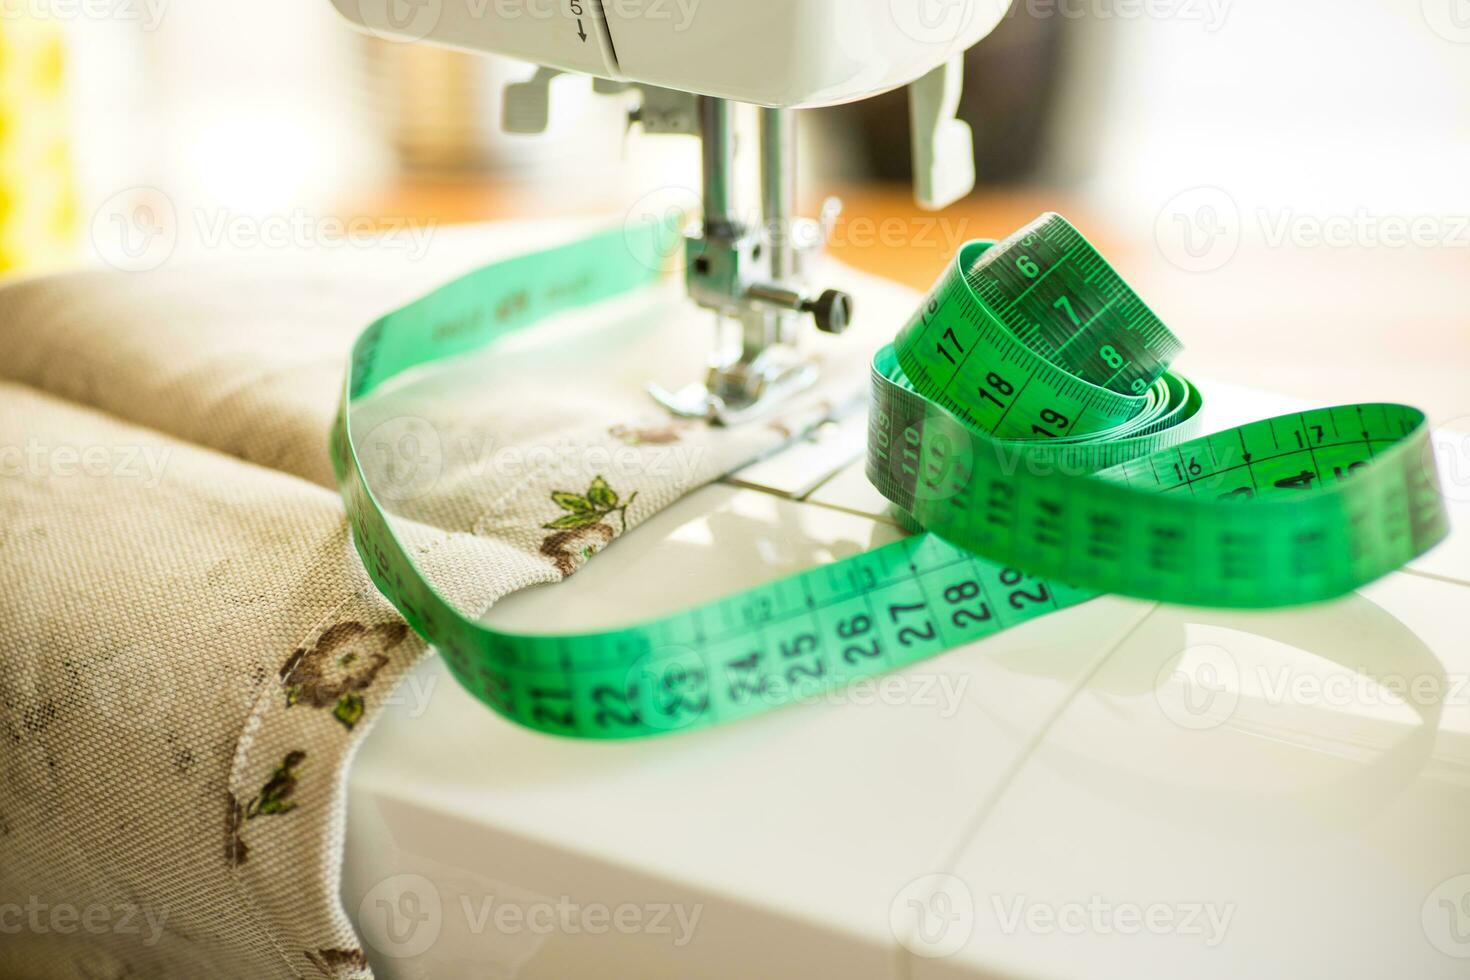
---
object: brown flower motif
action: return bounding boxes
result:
[609,423,685,446]
[281,621,408,729]
[538,476,637,577]
[540,522,616,577]
[305,948,370,978]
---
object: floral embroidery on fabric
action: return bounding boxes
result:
[304,948,370,978]
[246,750,305,819]
[281,621,408,730]
[228,753,307,865]
[539,476,636,577]
[609,422,686,446]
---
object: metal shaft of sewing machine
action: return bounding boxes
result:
[650,98,852,426]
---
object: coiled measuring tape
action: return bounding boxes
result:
[332,213,1448,739]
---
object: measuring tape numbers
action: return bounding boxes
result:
[332,213,1448,739]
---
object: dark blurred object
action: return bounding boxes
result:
[821,11,1065,185]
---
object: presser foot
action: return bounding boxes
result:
[648,349,820,427]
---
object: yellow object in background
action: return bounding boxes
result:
[0,21,77,274]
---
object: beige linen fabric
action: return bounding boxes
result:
[0,222,918,978]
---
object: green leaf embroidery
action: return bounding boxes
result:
[587,476,617,510]
[544,512,603,530]
[552,491,594,514]
[333,693,365,730]
[542,476,639,534]
[246,751,305,820]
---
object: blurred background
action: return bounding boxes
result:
[11,0,1470,415]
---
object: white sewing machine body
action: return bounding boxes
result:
[324,2,1470,975]
[332,0,1008,108]
[340,261,1470,979]
[332,0,998,422]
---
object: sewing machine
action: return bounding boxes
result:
[332,0,1008,421]
[324,4,1470,979]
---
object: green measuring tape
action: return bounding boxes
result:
[331,213,1448,739]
